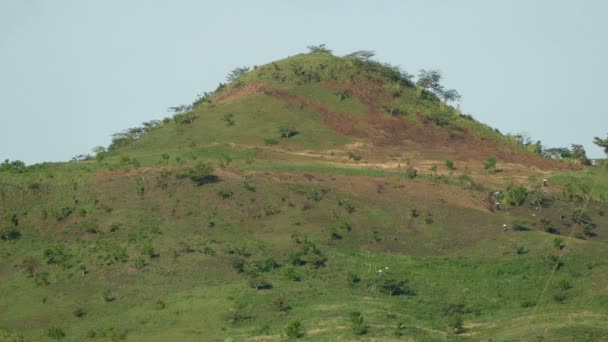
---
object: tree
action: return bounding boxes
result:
[226,66,250,82]
[345,50,375,61]
[571,144,591,165]
[593,135,608,156]
[306,43,331,54]
[440,88,461,104]
[417,69,442,91]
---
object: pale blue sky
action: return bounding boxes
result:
[1,0,607,164]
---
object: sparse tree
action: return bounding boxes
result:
[440,88,461,104]
[417,69,442,92]
[307,43,332,54]
[571,144,591,165]
[227,66,250,82]
[593,135,608,156]
[345,50,376,61]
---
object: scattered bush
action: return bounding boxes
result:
[511,219,529,231]
[350,312,368,335]
[217,188,233,199]
[247,275,272,290]
[0,226,20,241]
[285,320,303,338]
[273,294,289,312]
[379,275,415,296]
[222,113,235,126]
[445,160,455,170]
[176,162,216,186]
[47,327,65,340]
[483,156,497,170]
[504,185,528,207]
[347,151,362,161]
[284,267,302,281]
[279,123,298,138]
[154,299,166,310]
[72,307,86,318]
[347,272,361,287]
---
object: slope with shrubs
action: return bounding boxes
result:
[0,48,607,341]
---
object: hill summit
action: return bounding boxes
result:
[106,47,557,171]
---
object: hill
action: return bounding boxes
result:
[1,48,607,341]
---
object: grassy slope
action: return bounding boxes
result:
[1,52,607,341]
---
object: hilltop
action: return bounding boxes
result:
[1,47,607,341]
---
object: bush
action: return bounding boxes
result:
[350,312,368,335]
[347,151,362,161]
[154,299,166,310]
[0,226,20,241]
[483,156,497,170]
[273,294,289,312]
[284,267,302,281]
[445,160,455,170]
[511,219,529,231]
[379,276,415,296]
[279,123,298,138]
[47,327,65,340]
[176,162,216,186]
[504,185,528,207]
[285,320,303,338]
[247,275,272,290]
[448,315,464,334]
[73,307,86,318]
[34,272,50,286]
[327,226,342,240]
[347,272,361,287]
[217,188,233,199]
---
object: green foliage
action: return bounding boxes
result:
[285,320,303,338]
[279,123,298,138]
[347,272,361,287]
[483,156,497,170]
[350,311,368,335]
[511,219,529,231]
[378,275,415,296]
[47,327,65,340]
[44,244,72,268]
[176,162,216,185]
[222,113,235,126]
[284,267,302,281]
[445,159,455,170]
[504,184,528,206]
[0,226,20,241]
[217,188,233,199]
[73,307,86,318]
[273,294,289,312]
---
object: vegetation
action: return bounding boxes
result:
[0,47,607,341]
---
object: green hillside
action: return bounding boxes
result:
[1,49,607,341]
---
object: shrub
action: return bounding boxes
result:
[154,300,166,310]
[0,226,20,241]
[504,185,528,207]
[217,188,233,199]
[347,151,362,161]
[273,294,289,312]
[350,312,368,335]
[483,156,497,170]
[279,123,298,138]
[284,267,302,281]
[47,327,65,340]
[424,211,433,224]
[347,272,361,287]
[247,275,272,290]
[511,219,529,231]
[222,113,235,126]
[406,167,417,179]
[176,162,216,186]
[73,307,86,318]
[448,315,464,334]
[379,276,415,296]
[34,272,50,286]
[445,160,455,170]
[520,300,536,308]
[327,226,342,240]
[285,320,303,338]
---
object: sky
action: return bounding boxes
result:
[1,0,607,164]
